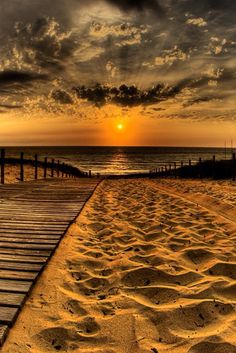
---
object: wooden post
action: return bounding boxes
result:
[51,158,54,178]
[189,159,192,167]
[57,160,60,177]
[1,149,5,185]
[181,161,183,168]
[20,152,24,182]
[34,154,38,180]
[212,155,215,179]
[199,157,202,178]
[62,163,65,178]
[44,157,47,178]
[232,153,235,181]
[174,162,177,178]
[89,170,92,178]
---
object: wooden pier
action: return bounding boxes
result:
[0,178,100,345]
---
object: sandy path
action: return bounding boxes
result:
[155,178,236,208]
[1,179,236,353]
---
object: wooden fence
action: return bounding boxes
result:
[0,149,89,184]
[150,153,236,180]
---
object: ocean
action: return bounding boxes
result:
[2,146,232,175]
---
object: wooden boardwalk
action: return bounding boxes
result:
[0,178,100,345]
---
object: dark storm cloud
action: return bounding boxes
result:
[72,83,181,107]
[0,0,77,32]
[0,69,48,97]
[106,0,165,16]
[70,67,234,109]
[0,70,47,85]
[12,17,76,73]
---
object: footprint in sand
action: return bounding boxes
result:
[188,341,236,353]
[33,327,78,352]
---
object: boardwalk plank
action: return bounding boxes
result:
[0,242,56,250]
[0,248,51,256]
[0,234,61,240]
[0,254,47,264]
[0,325,8,346]
[0,230,65,235]
[0,262,43,272]
[0,237,58,244]
[0,221,69,225]
[0,292,25,307]
[0,270,38,281]
[0,224,67,230]
[0,307,19,325]
[0,279,32,293]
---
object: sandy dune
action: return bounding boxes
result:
[1,178,236,353]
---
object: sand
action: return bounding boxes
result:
[154,178,236,208]
[2,165,49,184]
[1,178,236,353]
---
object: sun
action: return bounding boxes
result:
[117,123,124,130]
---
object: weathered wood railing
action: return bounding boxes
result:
[150,153,236,180]
[0,148,89,184]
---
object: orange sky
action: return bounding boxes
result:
[1,113,235,147]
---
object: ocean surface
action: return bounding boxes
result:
[3,146,232,175]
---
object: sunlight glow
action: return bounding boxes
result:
[117,123,124,130]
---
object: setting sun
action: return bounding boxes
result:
[117,123,124,130]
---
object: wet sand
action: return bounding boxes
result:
[1,178,236,353]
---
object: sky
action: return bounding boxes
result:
[0,0,236,146]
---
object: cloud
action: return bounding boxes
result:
[0,0,235,122]
[186,17,207,27]
[105,0,165,16]
[72,83,182,107]
[89,22,149,46]
[208,80,218,87]
[0,70,47,84]
[0,70,48,98]
[154,46,190,66]
[13,17,74,71]
[51,89,73,104]
[106,61,119,78]
[183,95,221,107]
[203,65,224,79]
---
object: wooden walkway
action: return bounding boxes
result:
[0,178,100,345]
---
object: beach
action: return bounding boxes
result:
[1,177,236,353]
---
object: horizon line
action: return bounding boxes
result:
[0,145,234,149]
